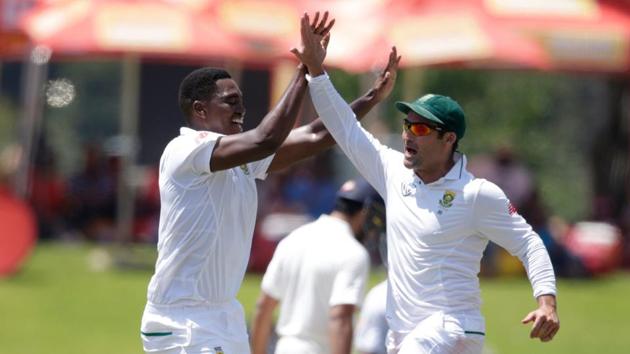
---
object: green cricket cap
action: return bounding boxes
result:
[395,94,466,139]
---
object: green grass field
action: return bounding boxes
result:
[1,243,629,354]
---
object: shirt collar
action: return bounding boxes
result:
[180,127,196,136]
[179,127,225,137]
[425,152,466,186]
[317,214,354,238]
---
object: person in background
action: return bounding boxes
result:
[354,280,388,354]
[251,178,383,354]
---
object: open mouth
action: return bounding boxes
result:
[231,116,244,126]
[404,146,417,155]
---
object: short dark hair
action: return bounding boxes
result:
[437,129,459,155]
[178,67,231,119]
[333,197,364,217]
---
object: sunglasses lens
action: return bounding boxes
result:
[404,120,432,136]
[410,124,431,136]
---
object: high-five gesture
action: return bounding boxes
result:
[291,12,334,77]
[371,46,402,102]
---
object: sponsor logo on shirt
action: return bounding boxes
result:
[239,164,250,175]
[401,181,415,196]
[439,190,456,208]
[508,201,518,215]
[195,131,209,143]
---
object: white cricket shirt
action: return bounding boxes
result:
[146,127,274,306]
[307,74,557,336]
[354,280,388,354]
[262,214,370,354]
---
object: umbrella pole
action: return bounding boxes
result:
[115,54,140,246]
[15,48,48,198]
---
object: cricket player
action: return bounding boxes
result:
[354,280,388,354]
[140,13,401,354]
[291,16,560,354]
[250,179,382,354]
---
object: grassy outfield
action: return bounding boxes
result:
[1,243,629,354]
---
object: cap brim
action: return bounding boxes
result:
[395,101,445,126]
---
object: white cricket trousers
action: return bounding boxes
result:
[141,299,250,354]
[386,312,485,354]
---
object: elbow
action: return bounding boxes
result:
[256,134,284,155]
[252,122,292,153]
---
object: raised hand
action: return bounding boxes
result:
[371,46,402,102]
[290,11,335,76]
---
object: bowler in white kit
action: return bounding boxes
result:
[140,12,403,354]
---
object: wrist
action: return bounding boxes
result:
[306,64,325,77]
[537,294,557,309]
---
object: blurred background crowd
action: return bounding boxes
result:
[1,0,629,280]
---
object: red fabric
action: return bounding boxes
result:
[0,187,37,277]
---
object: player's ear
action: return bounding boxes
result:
[445,132,457,144]
[192,100,207,119]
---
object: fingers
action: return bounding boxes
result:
[321,18,335,36]
[529,315,546,338]
[321,33,331,50]
[541,324,559,342]
[521,311,535,324]
[290,47,302,61]
[311,11,320,29]
[313,11,328,34]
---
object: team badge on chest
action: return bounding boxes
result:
[438,190,456,208]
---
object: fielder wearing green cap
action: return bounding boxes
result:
[395,94,466,140]
[292,17,559,354]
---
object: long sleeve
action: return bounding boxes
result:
[474,180,557,298]
[307,73,398,198]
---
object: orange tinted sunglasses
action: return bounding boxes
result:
[403,119,444,137]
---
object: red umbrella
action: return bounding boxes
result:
[0,0,42,58]
[485,0,630,73]
[378,0,549,71]
[20,0,244,61]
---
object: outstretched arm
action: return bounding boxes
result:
[267,47,401,172]
[210,12,334,172]
[250,292,279,354]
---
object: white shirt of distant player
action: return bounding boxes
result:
[354,280,388,354]
[147,127,274,306]
[307,74,556,336]
[262,214,370,354]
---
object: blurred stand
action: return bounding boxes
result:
[469,146,589,278]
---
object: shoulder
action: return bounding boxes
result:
[461,178,506,200]
[343,240,370,267]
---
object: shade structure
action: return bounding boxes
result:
[380,0,549,71]
[484,0,630,73]
[0,0,39,58]
[20,0,245,61]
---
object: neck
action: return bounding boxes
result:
[415,156,455,184]
[329,211,360,235]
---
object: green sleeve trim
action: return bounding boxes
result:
[141,331,173,337]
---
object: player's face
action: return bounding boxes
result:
[401,111,451,172]
[204,78,246,135]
